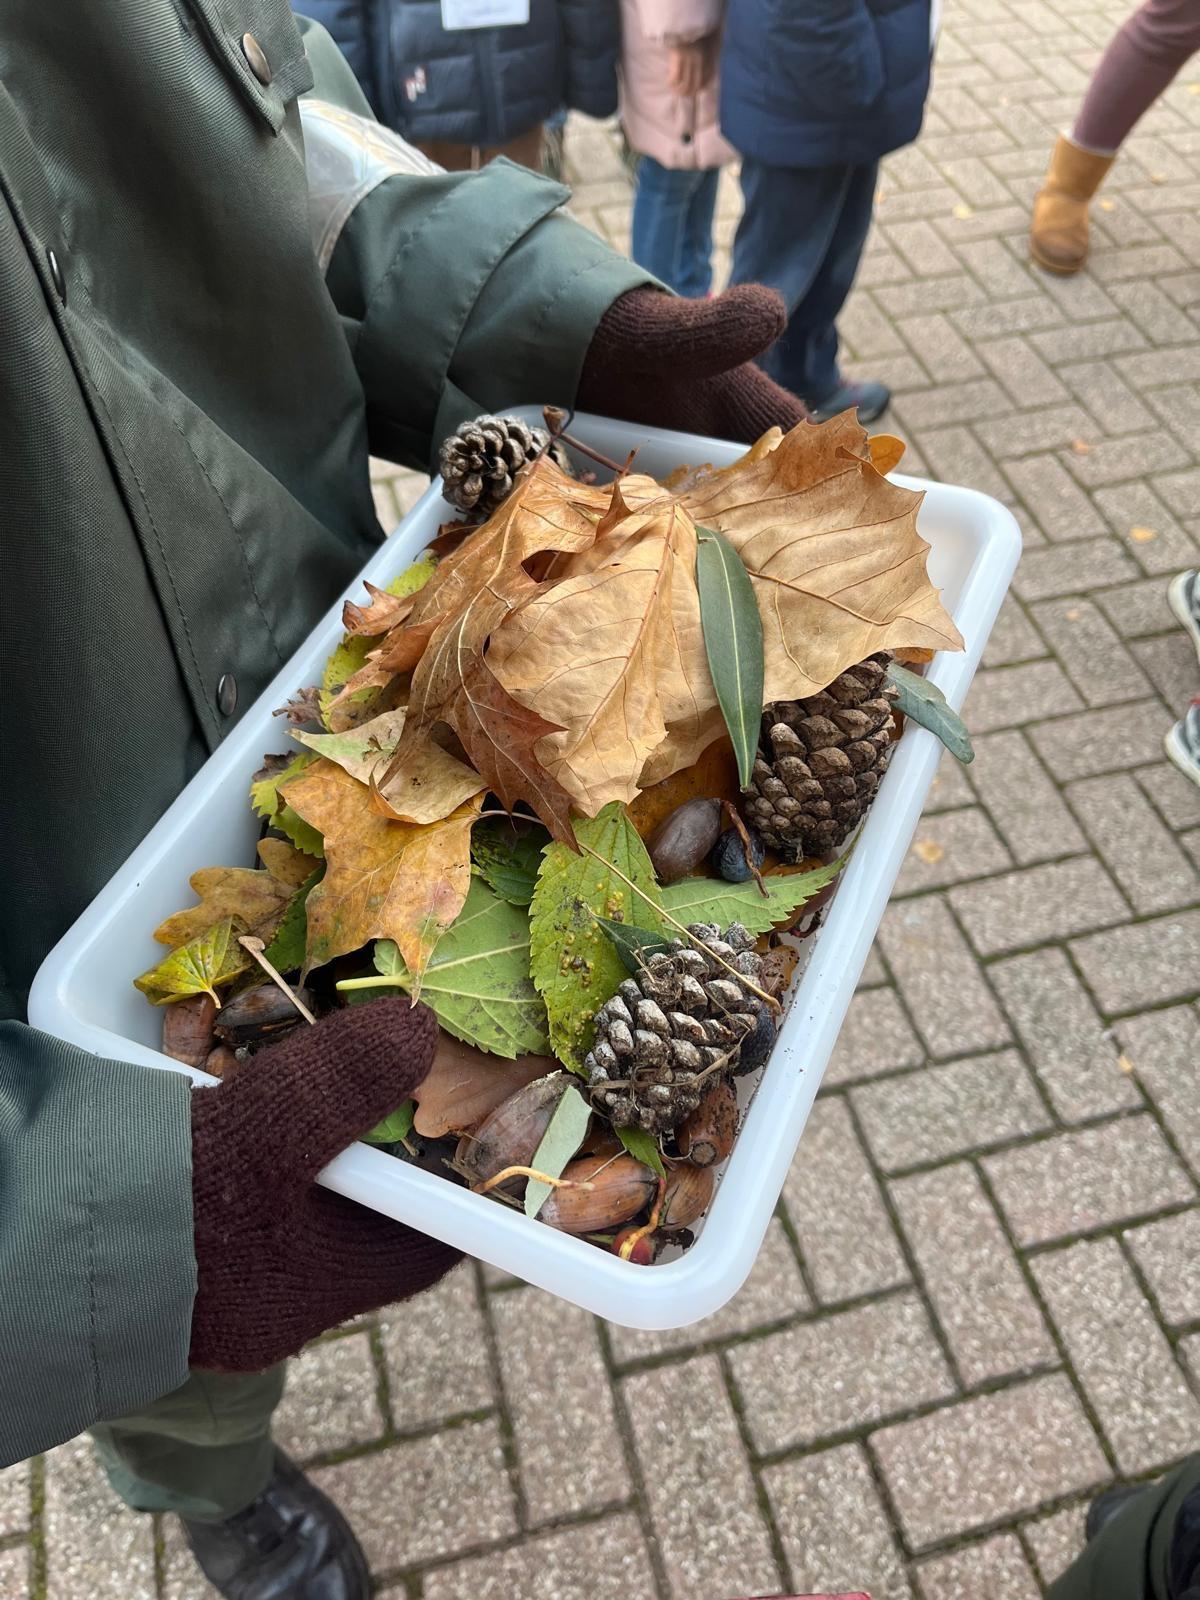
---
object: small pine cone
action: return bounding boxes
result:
[742,654,897,861]
[584,923,771,1134]
[437,414,570,519]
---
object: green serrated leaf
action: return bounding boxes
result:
[616,1125,666,1181]
[696,525,765,788]
[319,557,438,726]
[362,1099,415,1146]
[661,856,846,935]
[887,662,974,765]
[262,867,323,975]
[595,916,674,974]
[529,803,669,1071]
[524,1082,591,1218]
[135,917,252,1006]
[336,879,550,1058]
[250,752,324,857]
[472,817,551,906]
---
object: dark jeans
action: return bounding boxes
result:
[630,155,721,298]
[730,157,879,409]
[1048,1457,1200,1598]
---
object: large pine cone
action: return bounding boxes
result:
[743,654,897,861]
[584,923,772,1135]
[437,414,568,518]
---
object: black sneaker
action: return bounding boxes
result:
[1165,699,1200,790]
[1168,569,1200,664]
[810,379,891,426]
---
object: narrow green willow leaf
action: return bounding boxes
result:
[616,1125,666,1181]
[661,854,847,935]
[362,1100,415,1146]
[524,1082,592,1219]
[595,916,674,974]
[696,525,765,788]
[887,662,974,765]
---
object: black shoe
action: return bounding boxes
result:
[1086,1482,1146,1542]
[181,1451,369,1599]
[809,378,891,426]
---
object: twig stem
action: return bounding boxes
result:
[237,936,318,1025]
[474,1165,595,1196]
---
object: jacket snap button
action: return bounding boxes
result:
[216,673,238,717]
[680,131,693,145]
[46,247,66,304]
[241,32,272,86]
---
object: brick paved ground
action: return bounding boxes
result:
[6,2,1200,1595]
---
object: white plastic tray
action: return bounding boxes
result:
[30,411,1020,1329]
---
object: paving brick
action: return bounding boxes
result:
[922,750,977,812]
[949,855,1129,955]
[981,596,1048,667]
[1030,317,1146,364]
[730,1292,953,1453]
[1056,359,1156,433]
[1028,699,1172,780]
[975,402,1099,460]
[1023,1506,1087,1590]
[989,948,1141,1121]
[0,1465,27,1539]
[967,730,1087,863]
[1157,464,1200,519]
[983,1116,1194,1244]
[782,1096,908,1302]
[0,1550,29,1600]
[893,377,1013,431]
[1067,772,1198,913]
[912,423,1015,502]
[423,1516,657,1600]
[1133,631,1200,712]
[823,986,927,1086]
[1095,576,1180,639]
[855,1049,1049,1171]
[892,1163,1056,1384]
[1094,480,1200,576]
[1062,431,1192,491]
[1030,596,1153,705]
[901,312,985,380]
[606,1217,810,1362]
[492,1288,627,1522]
[1117,342,1200,388]
[915,1533,1043,1599]
[965,659,1084,730]
[624,1356,780,1600]
[160,1523,218,1600]
[1002,453,1100,542]
[1071,909,1200,1011]
[315,1420,516,1570]
[885,218,963,277]
[951,295,1064,339]
[879,895,1010,1056]
[42,1437,156,1600]
[378,1264,494,1430]
[765,1445,913,1600]
[979,336,1070,406]
[874,1376,1108,1548]
[1118,1006,1200,1168]
[1126,1209,1200,1325]
[895,807,1013,894]
[1013,538,1141,602]
[273,1332,384,1460]
[1034,1237,1200,1472]
[840,292,908,359]
[1139,759,1200,831]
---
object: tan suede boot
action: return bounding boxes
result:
[1030,134,1115,275]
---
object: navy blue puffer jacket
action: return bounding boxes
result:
[306,0,619,148]
[720,0,933,168]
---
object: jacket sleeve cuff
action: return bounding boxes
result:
[0,1025,195,1463]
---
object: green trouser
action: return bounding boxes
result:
[89,1367,286,1522]
[1048,1457,1200,1599]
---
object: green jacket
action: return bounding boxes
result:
[0,0,648,1464]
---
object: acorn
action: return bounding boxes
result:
[456,1072,572,1188]
[646,798,722,884]
[677,1078,738,1168]
[612,1226,657,1264]
[538,1154,656,1234]
[204,1044,240,1080]
[661,1162,716,1230]
[162,993,216,1067]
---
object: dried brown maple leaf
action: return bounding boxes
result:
[413,1034,552,1137]
[153,839,310,947]
[293,706,484,825]
[342,580,419,637]
[282,758,481,985]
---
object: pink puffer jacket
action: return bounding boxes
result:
[618,0,736,171]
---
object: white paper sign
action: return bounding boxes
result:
[440,0,530,28]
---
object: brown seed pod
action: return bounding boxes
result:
[204,1044,241,1080]
[213,982,315,1046]
[538,1154,657,1234]
[677,1078,739,1167]
[456,1072,573,1187]
[646,798,723,885]
[661,1162,716,1230]
[162,993,217,1067]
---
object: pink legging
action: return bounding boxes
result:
[1074,0,1200,154]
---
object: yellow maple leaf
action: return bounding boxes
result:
[153,839,310,947]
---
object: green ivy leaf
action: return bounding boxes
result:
[594,916,674,974]
[616,1125,666,1181]
[661,857,846,936]
[362,1099,415,1147]
[134,917,252,1006]
[887,662,974,765]
[472,817,551,906]
[250,752,324,857]
[696,525,765,788]
[524,1081,591,1219]
[337,879,550,1058]
[529,803,669,1071]
[319,557,438,727]
[262,867,323,975]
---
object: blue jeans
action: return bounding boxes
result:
[730,158,879,409]
[631,156,721,298]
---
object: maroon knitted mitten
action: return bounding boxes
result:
[189,995,462,1371]
[577,284,808,443]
